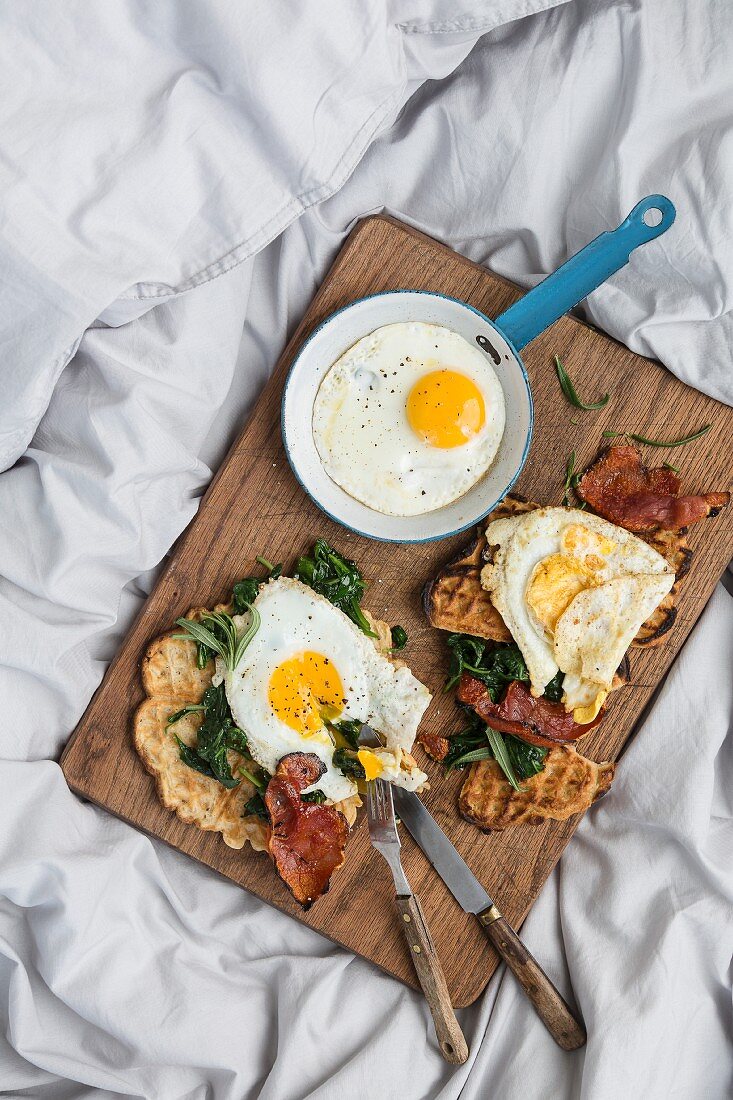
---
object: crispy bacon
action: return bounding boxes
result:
[417,729,451,762]
[265,753,349,908]
[457,675,603,748]
[578,444,729,532]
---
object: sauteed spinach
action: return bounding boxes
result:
[169,682,249,789]
[295,539,376,637]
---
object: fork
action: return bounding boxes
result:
[365,768,469,1064]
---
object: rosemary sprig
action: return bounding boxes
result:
[446,745,493,770]
[173,607,261,671]
[485,727,523,792]
[602,425,711,448]
[663,460,680,473]
[554,356,610,411]
[561,450,587,508]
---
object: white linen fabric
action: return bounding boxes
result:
[1,1,731,1097]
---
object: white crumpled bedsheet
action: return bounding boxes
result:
[1,1,731,1097]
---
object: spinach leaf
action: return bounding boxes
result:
[301,789,327,804]
[175,736,216,779]
[443,717,547,782]
[232,555,283,614]
[165,703,205,728]
[504,734,548,780]
[225,727,249,755]
[444,637,529,697]
[445,635,562,704]
[231,578,260,613]
[443,716,489,771]
[295,539,376,637]
[390,625,408,651]
[329,718,363,751]
[332,748,366,780]
[174,682,248,789]
[542,670,565,704]
[243,792,269,821]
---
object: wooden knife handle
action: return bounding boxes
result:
[395,894,469,1065]
[478,906,586,1051]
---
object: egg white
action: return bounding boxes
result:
[312,322,505,516]
[221,577,431,800]
[481,507,675,715]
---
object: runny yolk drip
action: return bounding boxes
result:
[268,651,345,735]
[357,749,382,781]
[406,369,486,448]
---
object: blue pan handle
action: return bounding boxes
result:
[493,195,676,352]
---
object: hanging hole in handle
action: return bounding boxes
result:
[643,207,663,227]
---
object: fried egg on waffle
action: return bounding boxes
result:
[481,507,675,722]
[220,577,431,800]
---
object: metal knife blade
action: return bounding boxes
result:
[392,786,493,915]
[393,788,588,1050]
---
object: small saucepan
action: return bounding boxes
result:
[282,195,675,543]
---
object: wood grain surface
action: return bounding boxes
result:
[61,215,733,1008]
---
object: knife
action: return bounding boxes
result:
[392,786,587,1051]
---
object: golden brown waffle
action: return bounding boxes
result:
[458,744,614,831]
[134,612,270,851]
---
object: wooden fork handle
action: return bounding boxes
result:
[477,905,586,1051]
[395,894,469,1065]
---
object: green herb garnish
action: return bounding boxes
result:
[444,718,548,787]
[554,356,610,411]
[602,425,711,448]
[486,726,523,791]
[171,683,250,788]
[332,748,366,780]
[542,669,565,704]
[390,625,408,651]
[444,637,529,695]
[328,718,362,751]
[243,792,269,820]
[295,539,376,637]
[237,764,266,791]
[165,703,205,728]
[173,607,260,672]
[562,450,584,507]
[301,789,327,804]
[663,461,680,473]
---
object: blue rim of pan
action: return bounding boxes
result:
[280,288,534,544]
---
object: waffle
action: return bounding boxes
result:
[458,743,615,831]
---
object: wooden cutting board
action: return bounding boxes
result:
[61,215,733,1007]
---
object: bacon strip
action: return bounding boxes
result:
[457,675,603,748]
[578,444,729,532]
[265,753,348,908]
[418,729,451,763]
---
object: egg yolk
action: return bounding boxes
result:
[406,370,485,448]
[268,651,345,735]
[526,554,598,634]
[357,749,382,781]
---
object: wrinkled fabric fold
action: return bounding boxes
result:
[1,0,731,1096]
